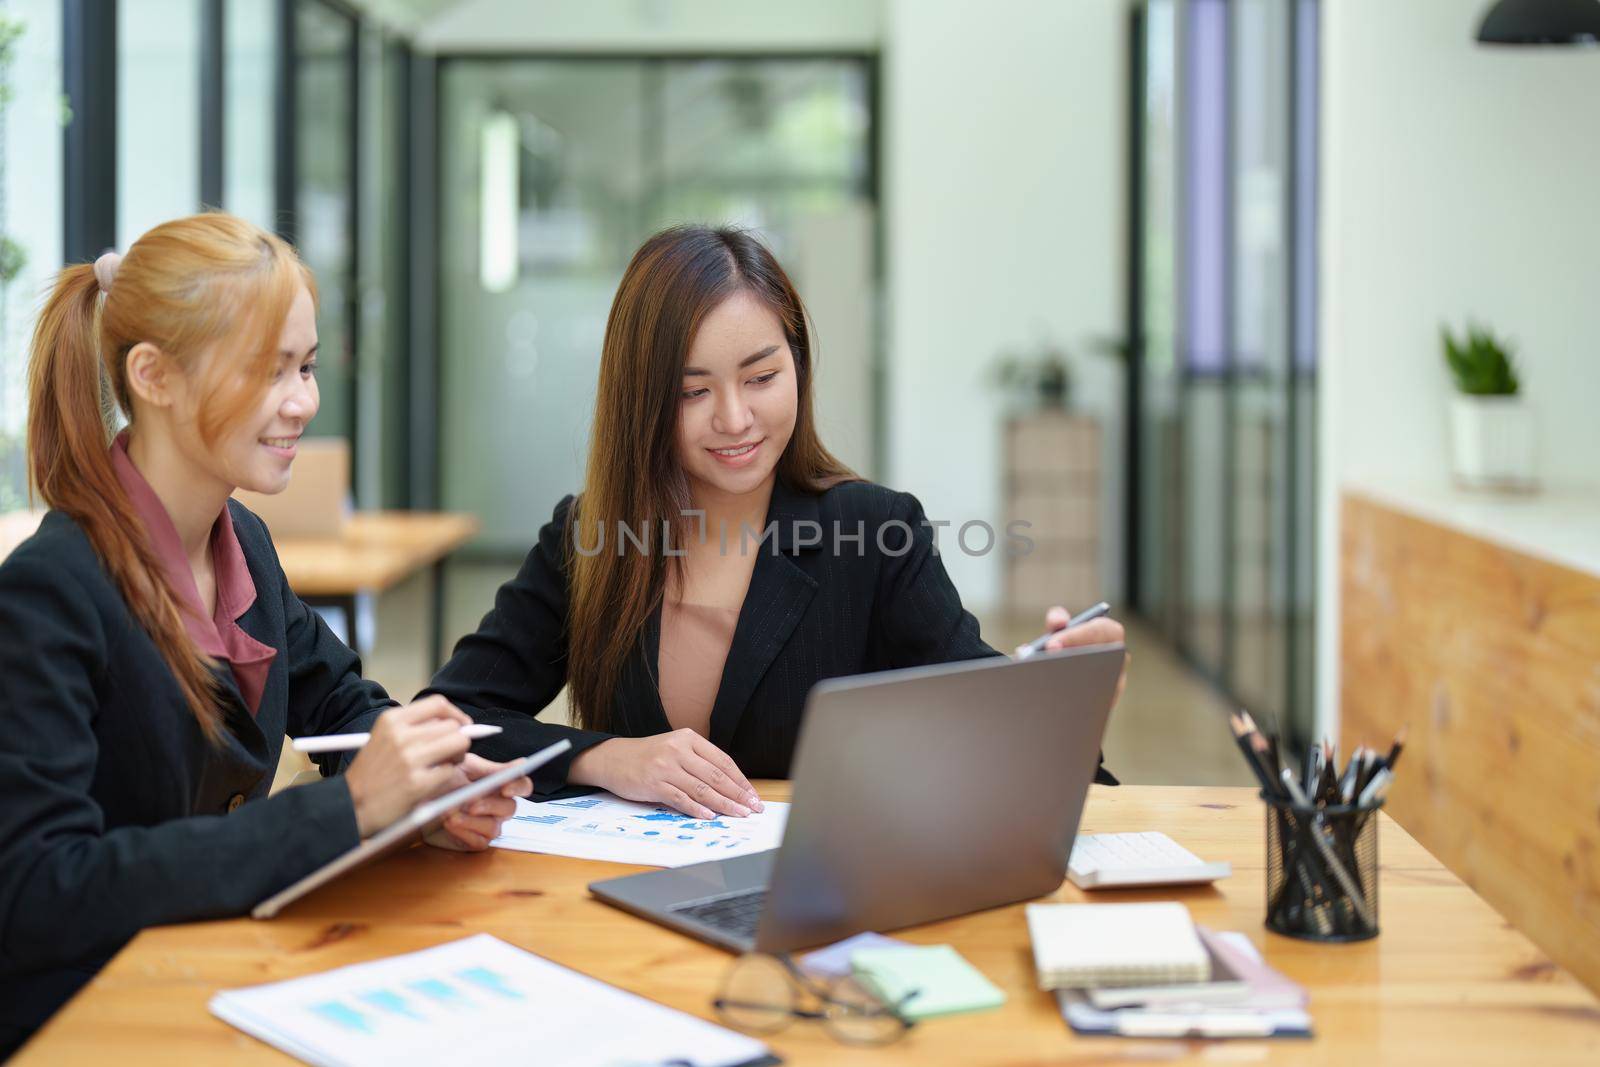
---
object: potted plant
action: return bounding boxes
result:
[990,340,1073,411]
[1442,323,1536,491]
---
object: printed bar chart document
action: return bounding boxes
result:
[491,791,789,867]
[209,934,776,1067]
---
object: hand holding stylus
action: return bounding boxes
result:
[1015,600,1128,705]
[1016,601,1115,658]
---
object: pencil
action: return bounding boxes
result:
[1229,714,1281,796]
[1383,725,1408,772]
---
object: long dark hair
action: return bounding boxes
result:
[566,226,855,732]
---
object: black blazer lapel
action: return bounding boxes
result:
[706,551,817,750]
[630,607,672,735]
[223,604,277,761]
[705,480,822,749]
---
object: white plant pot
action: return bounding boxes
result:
[1449,395,1537,491]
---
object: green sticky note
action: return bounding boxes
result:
[850,945,1006,1020]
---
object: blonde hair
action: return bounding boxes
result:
[27,212,316,741]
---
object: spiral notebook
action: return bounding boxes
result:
[1026,902,1210,989]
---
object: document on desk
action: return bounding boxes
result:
[209,933,777,1067]
[491,791,789,867]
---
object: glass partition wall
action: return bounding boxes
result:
[1131,0,1318,744]
[437,57,877,555]
[6,0,415,528]
[291,0,358,452]
[116,0,201,247]
[0,0,64,510]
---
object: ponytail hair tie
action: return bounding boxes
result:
[93,251,123,294]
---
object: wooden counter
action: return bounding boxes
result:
[1341,488,1600,996]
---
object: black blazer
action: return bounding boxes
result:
[397,479,1114,794]
[0,501,394,1052]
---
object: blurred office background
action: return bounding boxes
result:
[2,0,1598,792]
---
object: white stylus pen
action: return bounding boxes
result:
[1016,601,1113,659]
[291,723,503,754]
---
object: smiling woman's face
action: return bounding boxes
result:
[163,282,321,496]
[674,288,798,504]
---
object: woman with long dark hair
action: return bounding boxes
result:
[407,225,1125,817]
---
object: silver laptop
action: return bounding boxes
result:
[589,643,1123,953]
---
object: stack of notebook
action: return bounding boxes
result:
[1025,902,1312,1039]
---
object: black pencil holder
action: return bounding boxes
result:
[1263,794,1382,942]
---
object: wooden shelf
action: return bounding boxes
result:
[1003,412,1100,613]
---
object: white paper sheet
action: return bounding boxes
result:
[209,934,771,1067]
[490,791,789,867]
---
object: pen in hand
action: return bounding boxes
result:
[292,723,503,754]
[1016,601,1113,659]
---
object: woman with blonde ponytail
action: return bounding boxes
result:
[0,213,531,1053]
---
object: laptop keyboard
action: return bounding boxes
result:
[669,889,768,939]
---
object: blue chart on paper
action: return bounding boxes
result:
[494,792,786,865]
[511,813,567,826]
[554,808,750,850]
[307,968,524,1035]
[632,811,730,831]
[547,796,604,810]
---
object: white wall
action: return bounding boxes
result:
[1316,0,1600,736]
[884,0,1127,612]
[790,203,878,479]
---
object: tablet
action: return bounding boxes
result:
[252,739,571,919]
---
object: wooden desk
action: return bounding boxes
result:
[272,512,480,666]
[16,785,1600,1064]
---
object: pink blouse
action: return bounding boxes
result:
[110,432,276,714]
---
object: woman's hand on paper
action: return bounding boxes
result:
[345,696,473,837]
[1021,605,1130,706]
[423,754,535,852]
[567,729,763,821]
